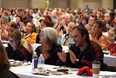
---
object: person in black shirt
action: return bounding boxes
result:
[6,29,32,62]
[57,26,109,71]
[36,27,62,65]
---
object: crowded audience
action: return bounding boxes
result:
[0,7,116,72]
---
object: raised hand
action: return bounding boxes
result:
[69,50,77,64]
[57,51,67,62]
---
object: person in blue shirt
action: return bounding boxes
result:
[84,5,91,11]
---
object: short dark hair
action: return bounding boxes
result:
[72,26,90,42]
[16,15,23,22]
[10,22,17,29]
[95,20,105,31]
[41,19,53,27]
[82,16,89,23]
[90,15,97,20]
[8,29,21,43]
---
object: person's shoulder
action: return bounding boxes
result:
[35,45,41,52]
[6,43,13,51]
[53,44,62,52]
[90,41,102,50]
[91,41,99,46]
[19,44,29,52]
[20,44,26,49]
[7,43,12,47]
[54,44,62,49]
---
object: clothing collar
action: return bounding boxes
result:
[79,41,91,54]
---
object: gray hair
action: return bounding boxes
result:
[41,27,58,45]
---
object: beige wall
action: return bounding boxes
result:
[70,0,77,8]
[31,0,46,8]
[101,0,113,9]
[77,0,84,9]
[82,0,113,9]
[0,0,114,9]
[71,0,113,9]
[50,0,58,8]
[58,0,67,8]
[1,0,30,8]
[83,0,101,9]
[0,0,46,9]
[0,0,1,8]
[49,0,67,8]
[49,0,114,9]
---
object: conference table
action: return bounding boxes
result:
[3,43,116,66]
[10,64,116,78]
[3,43,116,77]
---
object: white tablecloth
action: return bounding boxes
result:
[104,54,116,66]
[10,64,116,78]
[8,45,116,78]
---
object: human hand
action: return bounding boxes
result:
[57,51,67,62]
[61,20,66,26]
[26,42,33,54]
[89,30,96,39]
[69,50,77,64]
[106,23,111,29]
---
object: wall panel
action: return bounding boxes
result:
[83,0,101,9]
[1,0,29,8]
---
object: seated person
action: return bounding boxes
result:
[77,17,88,27]
[61,22,76,46]
[0,41,19,78]
[22,22,37,44]
[35,27,62,65]
[90,20,110,50]
[85,15,97,33]
[36,19,53,43]
[6,29,32,62]
[0,16,9,41]
[57,26,108,71]
[106,28,116,43]
[7,22,18,32]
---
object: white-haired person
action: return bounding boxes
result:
[35,27,62,65]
